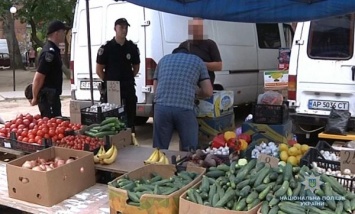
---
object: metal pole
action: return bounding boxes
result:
[12,13,15,91]
[85,0,94,105]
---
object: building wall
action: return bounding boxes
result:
[0,19,29,54]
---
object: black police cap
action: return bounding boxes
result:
[47,20,70,35]
[115,18,130,27]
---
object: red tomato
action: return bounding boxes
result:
[34,125,39,130]
[37,130,44,137]
[48,129,55,137]
[23,119,30,127]
[37,140,42,145]
[34,114,41,120]
[0,133,5,137]
[52,136,58,142]
[28,138,35,144]
[56,119,63,124]
[58,133,64,140]
[15,119,23,126]
[21,130,28,138]
[30,129,37,136]
[11,128,18,133]
[41,127,49,135]
[25,114,33,121]
[61,121,70,128]
[42,117,49,121]
[18,124,25,129]
[10,124,16,129]
[29,122,36,129]
[44,134,50,139]
[22,137,29,142]
[28,134,35,140]
[16,129,23,136]
[17,136,23,141]
[49,118,56,123]
[34,136,41,142]
[4,122,11,128]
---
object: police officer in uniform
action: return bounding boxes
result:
[96,18,140,134]
[30,20,69,118]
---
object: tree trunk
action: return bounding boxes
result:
[3,12,25,70]
[29,18,44,48]
[63,31,70,67]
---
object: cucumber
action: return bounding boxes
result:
[193,189,204,204]
[283,163,293,181]
[314,189,325,197]
[254,183,270,192]
[274,181,289,197]
[323,182,336,210]
[122,182,136,191]
[127,191,140,203]
[153,184,161,194]
[199,191,209,200]
[212,194,220,207]
[235,159,257,182]
[161,186,179,195]
[269,171,279,181]
[200,176,210,192]
[229,174,236,189]
[292,182,301,196]
[320,174,347,196]
[259,184,273,200]
[247,198,260,210]
[351,198,355,210]
[236,179,250,189]
[205,170,225,178]
[335,201,343,214]
[98,122,116,132]
[215,188,235,207]
[187,189,197,203]
[92,130,117,138]
[276,175,284,185]
[343,199,351,213]
[235,198,247,211]
[268,205,279,214]
[217,163,230,172]
[254,166,271,186]
[278,201,306,213]
[239,185,251,197]
[260,201,269,214]
[208,183,217,204]
[127,201,140,206]
[269,198,280,207]
[84,130,97,137]
[255,161,266,172]
[246,191,258,204]
[100,117,119,126]
[230,161,237,174]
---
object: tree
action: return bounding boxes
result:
[17,0,76,67]
[0,0,25,70]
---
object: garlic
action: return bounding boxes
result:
[343,169,351,175]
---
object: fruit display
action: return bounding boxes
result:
[110,171,198,206]
[21,156,76,172]
[211,131,251,152]
[94,144,118,165]
[0,113,82,145]
[251,142,279,159]
[54,134,104,151]
[279,143,310,166]
[144,148,170,165]
[84,117,126,138]
[183,159,355,213]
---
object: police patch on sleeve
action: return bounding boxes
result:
[45,52,54,62]
[126,53,131,60]
[98,47,104,56]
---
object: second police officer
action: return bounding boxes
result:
[96,18,140,135]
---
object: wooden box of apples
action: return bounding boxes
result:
[6,147,96,207]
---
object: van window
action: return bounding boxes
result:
[78,7,103,47]
[283,24,294,48]
[256,24,281,49]
[308,14,354,59]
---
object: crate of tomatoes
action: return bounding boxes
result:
[0,113,83,153]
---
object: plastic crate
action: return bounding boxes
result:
[316,140,340,154]
[252,103,289,125]
[11,138,52,153]
[81,105,125,125]
[300,148,355,192]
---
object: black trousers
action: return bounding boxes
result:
[38,94,61,118]
[121,86,137,133]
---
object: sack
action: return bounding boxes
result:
[324,108,351,135]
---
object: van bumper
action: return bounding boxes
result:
[290,112,355,130]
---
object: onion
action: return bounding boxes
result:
[45,165,53,171]
[39,164,46,171]
[38,158,47,164]
[30,160,37,168]
[65,158,75,164]
[54,157,63,162]
[32,166,43,171]
[22,161,33,169]
[50,163,55,169]
[56,160,65,167]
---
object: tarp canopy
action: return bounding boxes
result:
[125,0,355,23]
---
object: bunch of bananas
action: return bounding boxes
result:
[94,144,118,165]
[144,148,170,165]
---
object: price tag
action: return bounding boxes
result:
[340,150,355,173]
[70,101,81,124]
[258,153,279,168]
[107,81,121,106]
[4,141,11,148]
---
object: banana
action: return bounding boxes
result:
[94,146,104,164]
[98,144,115,160]
[157,150,165,160]
[131,133,139,146]
[144,149,160,164]
[163,155,170,164]
[158,153,165,163]
[102,146,118,165]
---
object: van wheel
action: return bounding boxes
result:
[135,116,149,126]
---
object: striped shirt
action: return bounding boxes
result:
[153,53,210,110]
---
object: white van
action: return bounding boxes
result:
[288,14,355,134]
[70,0,293,124]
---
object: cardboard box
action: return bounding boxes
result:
[108,164,206,214]
[264,71,288,89]
[6,147,96,207]
[195,91,234,118]
[198,113,235,138]
[70,100,93,124]
[179,181,261,214]
[109,128,132,149]
[241,119,293,144]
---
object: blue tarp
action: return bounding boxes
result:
[126,0,355,23]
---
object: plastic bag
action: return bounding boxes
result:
[257,91,283,105]
[324,108,351,135]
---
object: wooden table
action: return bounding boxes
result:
[0,162,109,214]
[95,146,188,174]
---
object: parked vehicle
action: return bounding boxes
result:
[70,0,293,124]
[0,53,10,68]
[288,14,355,134]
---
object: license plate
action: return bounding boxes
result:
[308,100,349,110]
[80,81,100,90]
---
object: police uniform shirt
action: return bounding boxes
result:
[37,41,63,95]
[96,38,140,83]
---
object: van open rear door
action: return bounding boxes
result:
[106,2,146,104]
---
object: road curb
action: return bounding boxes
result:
[0,95,71,102]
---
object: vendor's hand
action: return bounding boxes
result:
[30,98,38,106]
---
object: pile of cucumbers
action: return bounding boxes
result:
[185,159,355,214]
[110,171,198,206]
[84,117,126,138]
